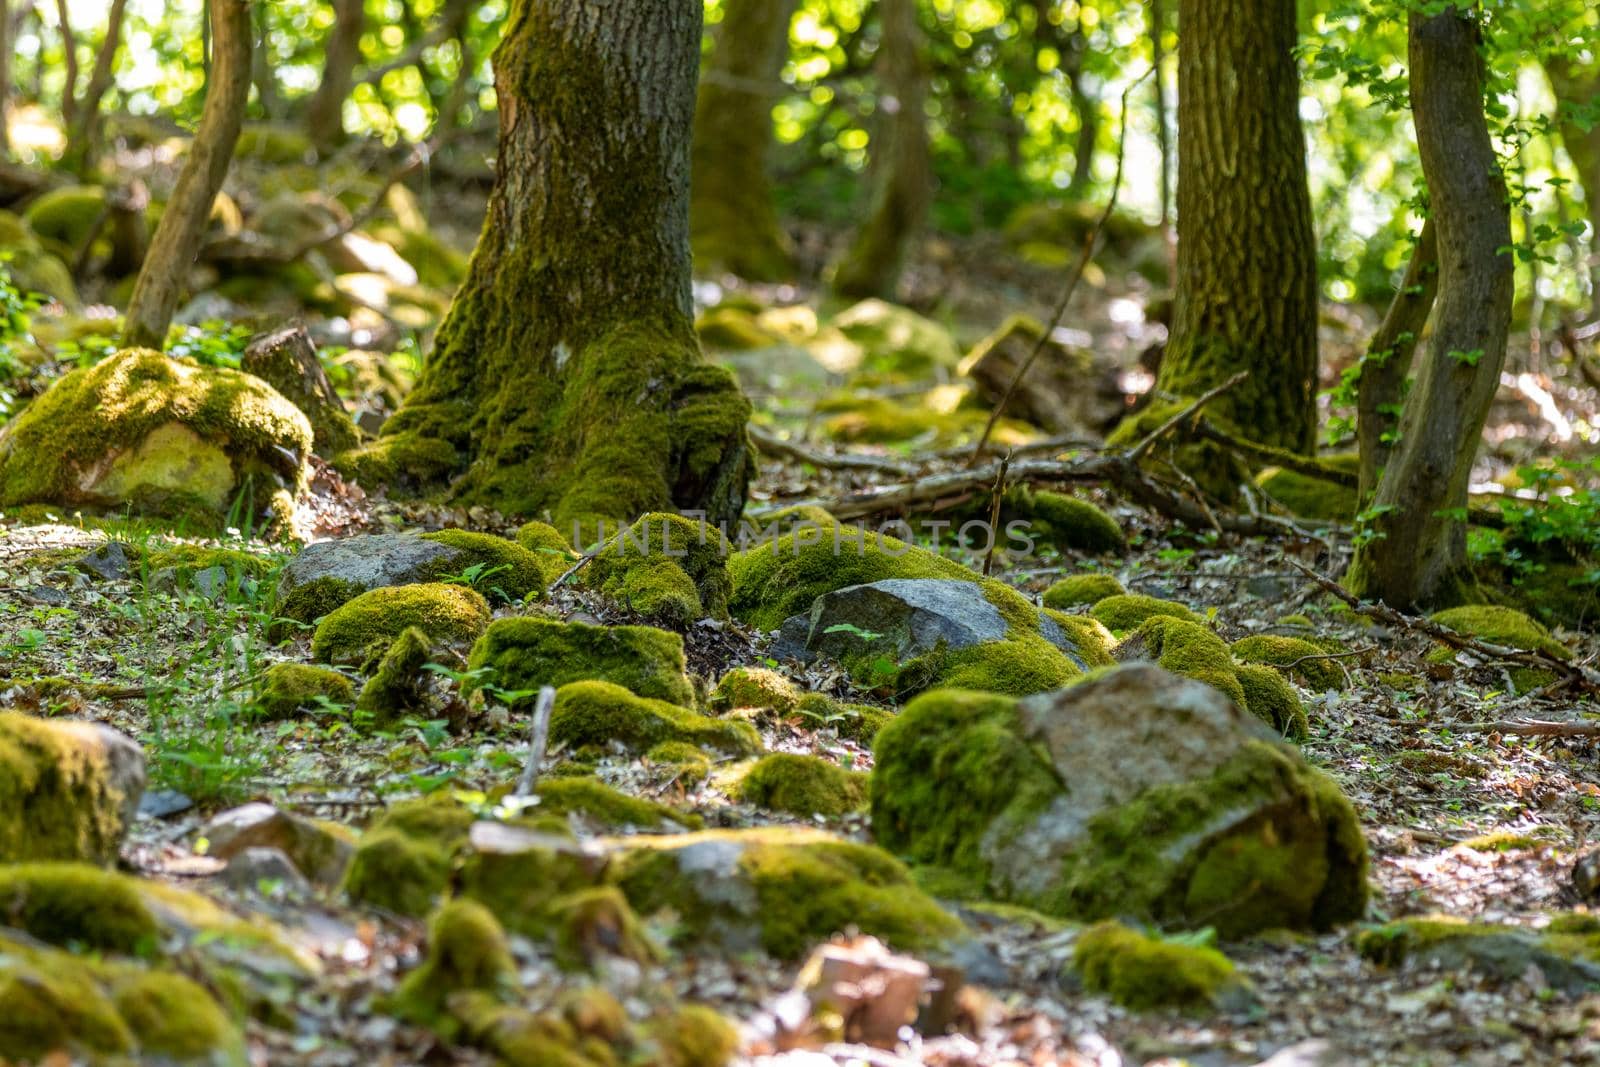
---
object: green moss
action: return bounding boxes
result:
[143,543,278,582]
[110,970,243,1061]
[419,529,550,602]
[612,830,965,960]
[515,520,580,585]
[0,863,161,955]
[1505,561,1600,632]
[235,123,314,163]
[355,627,433,726]
[467,617,695,705]
[545,886,660,968]
[1105,399,1252,502]
[1255,454,1359,522]
[391,899,517,1029]
[1090,594,1201,633]
[1230,634,1348,691]
[736,753,867,817]
[827,300,962,374]
[583,513,732,624]
[1005,488,1125,555]
[334,432,461,491]
[274,575,363,630]
[0,348,312,521]
[312,582,491,666]
[369,222,472,289]
[645,741,714,787]
[1235,664,1310,740]
[22,184,107,252]
[1073,920,1246,1013]
[1460,830,1549,852]
[695,306,781,349]
[456,831,604,948]
[821,701,896,745]
[728,517,978,630]
[341,827,454,917]
[535,777,699,829]
[1042,610,1119,667]
[255,663,354,720]
[1043,573,1126,609]
[897,631,1083,698]
[1426,604,1570,693]
[648,1004,739,1067]
[0,711,139,864]
[0,938,135,1058]
[1124,617,1247,707]
[549,681,760,756]
[710,666,801,712]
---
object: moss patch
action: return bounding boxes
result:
[1090,594,1202,633]
[1231,634,1348,691]
[419,529,550,602]
[550,681,760,756]
[1235,664,1310,740]
[515,520,579,585]
[1074,920,1248,1013]
[1002,488,1125,555]
[1120,617,1247,707]
[710,666,801,712]
[312,582,491,666]
[355,627,433,726]
[390,899,516,1030]
[468,617,695,705]
[735,753,867,817]
[0,711,139,865]
[585,512,732,623]
[111,970,244,1062]
[255,663,354,720]
[535,776,700,829]
[1043,573,1125,610]
[1426,604,1571,693]
[1255,457,1359,522]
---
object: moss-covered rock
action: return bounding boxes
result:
[22,184,107,253]
[1115,616,1246,707]
[418,529,550,602]
[1426,604,1572,692]
[455,821,609,948]
[355,626,433,725]
[1090,593,1202,633]
[535,776,699,829]
[1356,914,1600,993]
[585,512,732,623]
[610,828,965,960]
[312,582,490,666]
[648,1004,740,1067]
[0,348,311,524]
[254,663,354,720]
[1001,488,1125,555]
[871,666,1369,938]
[111,969,246,1063]
[550,681,760,756]
[0,862,161,954]
[735,753,867,817]
[710,665,801,712]
[342,826,456,917]
[1231,634,1348,691]
[515,520,579,584]
[1255,454,1359,522]
[1073,920,1252,1014]
[544,886,661,969]
[1043,573,1125,610]
[826,299,961,375]
[0,711,145,864]
[0,935,136,1060]
[1235,663,1310,740]
[646,741,714,787]
[468,617,695,705]
[390,899,517,1029]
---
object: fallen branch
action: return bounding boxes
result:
[969,66,1152,467]
[1286,559,1600,694]
[1127,371,1249,463]
[748,424,915,476]
[1449,718,1600,738]
[515,685,557,798]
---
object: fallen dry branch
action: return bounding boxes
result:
[748,424,916,476]
[1449,718,1600,738]
[1287,559,1600,694]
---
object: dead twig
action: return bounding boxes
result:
[969,66,1153,467]
[1127,371,1249,463]
[515,685,557,798]
[1449,718,1600,738]
[982,452,1010,576]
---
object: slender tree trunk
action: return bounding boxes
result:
[307,0,364,152]
[54,0,77,129]
[62,0,126,172]
[829,0,933,301]
[1063,26,1097,194]
[358,0,753,537]
[1153,0,1318,453]
[122,0,250,350]
[1545,57,1600,312]
[689,0,797,282]
[1345,8,1512,609]
[1356,219,1437,500]
[252,0,281,120]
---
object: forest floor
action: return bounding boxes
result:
[6,154,1600,1065]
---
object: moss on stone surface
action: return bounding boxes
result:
[0,711,138,865]
[612,829,965,960]
[1090,594,1202,633]
[0,348,311,522]
[468,617,695,705]
[312,582,490,666]
[356,627,433,726]
[23,184,108,252]
[274,575,363,632]
[1105,398,1252,502]
[710,666,801,712]
[419,529,550,601]
[110,970,244,1062]
[255,663,354,720]
[1005,488,1125,555]
[550,681,760,756]
[648,1003,739,1067]
[515,520,580,583]
[585,513,732,623]
[1074,920,1247,1013]
[143,543,278,583]
[545,886,661,969]
[342,826,455,917]
[736,753,867,817]
[1426,604,1571,693]
[390,899,517,1029]
[0,937,136,1059]
[1230,634,1348,691]
[1235,664,1310,740]
[1460,830,1549,852]
[1255,453,1359,522]
[898,632,1083,698]
[536,777,699,829]
[1043,573,1126,610]
[334,432,461,491]
[0,862,161,955]
[1122,617,1247,708]
[645,741,714,787]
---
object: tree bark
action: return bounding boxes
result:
[1544,57,1600,311]
[829,0,933,301]
[122,0,250,350]
[1344,8,1513,609]
[689,0,796,282]
[307,0,364,152]
[1153,0,1318,454]
[1356,219,1437,500]
[0,0,10,157]
[358,0,753,537]
[1063,25,1098,194]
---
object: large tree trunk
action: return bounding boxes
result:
[354,0,753,540]
[306,0,364,152]
[829,0,933,301]
[1545,57,1600,311]
[1344,8,1513,609]
[1356,219,1437,500]
[689,0,796,282]
[1153,0,1318,453]
[122,0,250,349]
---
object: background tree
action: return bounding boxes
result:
[306,0,364,152]
[122,0,251,349]
[1153,0,1318,452]
[1544,56,1600,308]
[1344,6,1513,608]
[690,0,797,281]
[829,0,933,301]
[57,0,129,172]
[353,0,752,535]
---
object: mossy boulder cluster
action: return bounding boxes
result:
[312,582,491,666]
[0,348,312,526]
[871,665,1369,938]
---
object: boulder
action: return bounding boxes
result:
[200,802,355,886]
[870,664,1368,938]
[468,618,696,706]
[0,348,311,524]
[957,314,1124,435]
[0,712,145,865]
